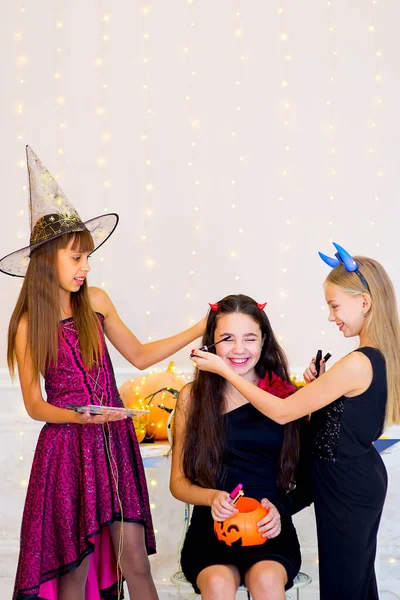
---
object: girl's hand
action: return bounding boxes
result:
[257,498,281,539]
[303,356,326,383]
[211,490,238,521]
[199,314,207,336]
[74,409,128,425]
[190,349,229,377]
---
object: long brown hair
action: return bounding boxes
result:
[326,256,400,426]
[179,294,302,491]
[7,230,102,380]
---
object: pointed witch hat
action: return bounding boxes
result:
[0,146,119,277]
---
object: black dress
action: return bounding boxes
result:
[310,347,388,600]
[181,395,311,593]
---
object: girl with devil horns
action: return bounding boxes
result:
[170,294,312,600]
[191,245,400,600]
[1,146,206,600]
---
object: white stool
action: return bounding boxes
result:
[170,503,312,599]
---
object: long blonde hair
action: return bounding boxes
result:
[326,256,400,426]
[7,230,102,381]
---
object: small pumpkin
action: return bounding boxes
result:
[214,496,268,547]
[118,383,150,440]
[135,426,147,443]
[119,361,186,440]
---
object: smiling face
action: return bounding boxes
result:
[214,312,264,381]
[57,238,91,294]
[325,283,369,338]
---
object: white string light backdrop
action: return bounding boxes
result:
[1,0,400,376]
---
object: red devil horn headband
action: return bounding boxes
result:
[209,301,267,312]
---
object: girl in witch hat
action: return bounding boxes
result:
[191,244,400,600]
[3,146,205,600]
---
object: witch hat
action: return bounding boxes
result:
[0,146,118,277]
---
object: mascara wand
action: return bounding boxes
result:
[190,336,232,358]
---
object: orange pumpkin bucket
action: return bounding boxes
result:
[214,496,269,547]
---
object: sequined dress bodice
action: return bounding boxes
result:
[310,347,387,462]
[44,314,123,411]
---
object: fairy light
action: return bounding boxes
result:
[14,1,29,274]
[96,7,112,194]
[52,0,67,185]
[226,0,248,289]
[138,3,158,342]
[180,0,203,324]
[324,1,338,279]
[367,0,383,251]
[316,0,340,345]
[92,3,113,292]
[327,0,337,184]
[275,0,296,344]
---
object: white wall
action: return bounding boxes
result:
[1,6,400,595]
[1,0,400,376]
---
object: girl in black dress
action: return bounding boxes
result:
[170,295,311,600]
[191,246,400,600]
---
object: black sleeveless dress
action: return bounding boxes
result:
[310,347,388,600]
[181,394,311,593]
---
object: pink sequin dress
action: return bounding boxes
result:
[13,314,155,599]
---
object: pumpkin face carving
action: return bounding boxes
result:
[214,496,268,547]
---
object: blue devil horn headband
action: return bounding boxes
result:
[318,242,370,291]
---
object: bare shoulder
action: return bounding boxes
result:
[88,286,114,318]
[341,350,374,375]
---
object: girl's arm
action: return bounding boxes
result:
[15,317,125,425]
[191,349,373,424]
[170,385,239,524]
[15,317,81,423]
[169,385,220,507]
[90,287,205,370]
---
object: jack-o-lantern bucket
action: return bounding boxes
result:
[214,496,268,547]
